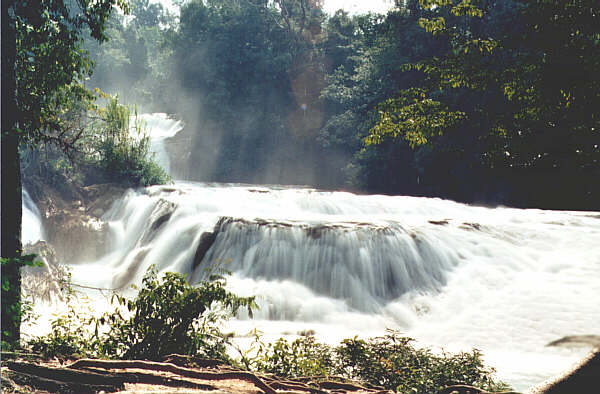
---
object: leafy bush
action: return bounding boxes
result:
[250,335,335,378]
[26,265,509,393]
[28,291,99,359]
[99,265,256,360]
[334,332,510,393]
[22,94,171,189]
[28,265,255,361]
[249,331,510,393]
[89,96,171,186]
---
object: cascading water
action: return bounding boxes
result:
[22,188,45,245]
[62,182,600,390]
[137,113,183,175]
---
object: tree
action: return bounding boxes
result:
[130,0,168,28]
[1,0,126,348]
[365,0,600,208]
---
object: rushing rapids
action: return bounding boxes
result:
[137,112,184,175]
[52,181,600,390]
[23,188,45,245]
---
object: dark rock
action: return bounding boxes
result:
[192,231,219,271]
[139,199,177,246]
[460,222,482,231]
[547,335,600,349]
[429,220,450,226]
[24,180,128,263]
[81,183,128,218]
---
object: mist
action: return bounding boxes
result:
[83,0,358,189]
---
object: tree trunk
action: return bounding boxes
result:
[1,0,23,349]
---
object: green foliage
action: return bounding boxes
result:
[1,255,42,350]
[25,266,509,393]
[73,0,599,207]
[99,265,255,360]
[87,96,171,186]
[366,88,466,148]
[249,331,510,393]
[3,0,125,350]
[251,334,335,378]
[334,332,509,393]
[22,94,171,189]
[28,265,255,361]
[12,0,128,142]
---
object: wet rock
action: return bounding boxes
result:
[81,183,128,217]
[460,222,483,231]
[45,210,109,263]
[139,199,177,245]
[547,335,600,349]
[191,221,223,271]
[528,349,600,394]
[429,220,450,226]
[29,182,127,263]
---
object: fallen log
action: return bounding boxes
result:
[1,350,44,359]
[266,380,328,394]
[318,380,371,392]
[79,366,218,390]
[4,370,122,393]
[162,353,228,368]
[437,386,486,394]
[68,358,277,394]
[295,375,386,391]
[6,360,126,387]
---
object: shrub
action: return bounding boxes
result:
[28,265,256,361]
[89,97,171,186]
[26,265,510,393]
[28,296,99,359]
[99,265,256,360]
[335,332,510,393]
[250,331,510,393]
[251,335,335,378]
[21,94,171,189]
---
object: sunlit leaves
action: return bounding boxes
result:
[450,0,483,18]
[365,89,465,148]
[13,0,126,144]
[418,17,446,35]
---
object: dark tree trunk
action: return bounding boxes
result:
[1,0,23,348]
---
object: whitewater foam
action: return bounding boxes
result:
[24,181,600,391]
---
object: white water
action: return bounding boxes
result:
[137,113,183,175]
[33,182,600,390]
[22,188,45,245]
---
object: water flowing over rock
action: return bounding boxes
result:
[191,216,453,312]
[137,113,184,176]
[36,181,600,391]
[24,182,127,263]
[23,188,45,245]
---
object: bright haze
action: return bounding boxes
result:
[156,0,395,15]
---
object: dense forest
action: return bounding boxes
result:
[82,0,599,210]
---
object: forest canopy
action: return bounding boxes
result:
[80,0,599,210]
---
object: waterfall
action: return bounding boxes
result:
[22,188,45,245]
[63,182,600,390]
[137,113,183,175]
